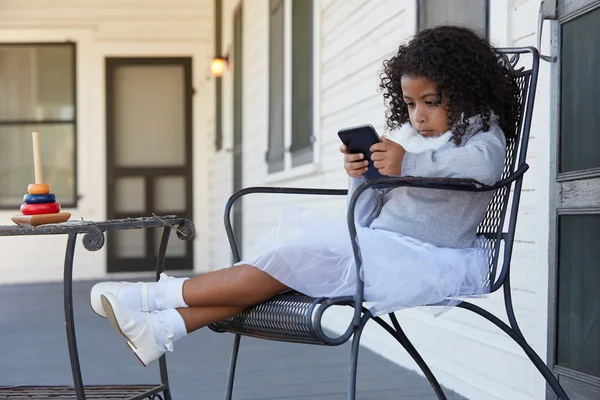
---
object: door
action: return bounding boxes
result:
[106,58,194,273]
[548,1,600,398]
[232,6,244,258]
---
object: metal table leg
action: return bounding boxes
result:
[64,232,86,399]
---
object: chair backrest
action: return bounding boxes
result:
[476,47,540,292]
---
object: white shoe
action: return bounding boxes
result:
[101,293,165,367]
[90,281,151,318]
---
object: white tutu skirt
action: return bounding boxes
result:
[237,208,489,316]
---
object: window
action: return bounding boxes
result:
[418,0,489,37]
[0,43,76,208]
[267,0,314,174]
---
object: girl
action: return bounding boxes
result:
[91,26,521,367]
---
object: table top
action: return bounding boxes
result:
[0,215,194,237]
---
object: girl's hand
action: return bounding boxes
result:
[340,145,369,178]
[370,137,406,176]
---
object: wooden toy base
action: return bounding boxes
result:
[11,212,71,227]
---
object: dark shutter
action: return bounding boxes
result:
[214,0,223,151]
[290,0,314,167]
[267,0,285,173]
[418,0,488,37]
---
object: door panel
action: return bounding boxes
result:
[113,65,186,167]
[557,215,600,377]
[549,1,600,398]
[559,7,600,173]
[106,58,193,273]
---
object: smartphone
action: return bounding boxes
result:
[338,124,385,180]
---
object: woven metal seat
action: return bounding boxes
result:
[210,48,570,400]
[210,293,349,345]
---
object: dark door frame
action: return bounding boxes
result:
[547,1,600,398]
[105,57,194,273]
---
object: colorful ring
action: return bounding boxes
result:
[28,183,51,195]
[20,202,61,215]
[23,193,56,204]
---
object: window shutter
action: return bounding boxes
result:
[267,0,285,173]
[418,0,488,37]
[290,0,314,167]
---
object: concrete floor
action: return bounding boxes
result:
[0,279,466,399]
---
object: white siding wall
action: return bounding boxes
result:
[0,0,214,284]
[316,2,554,400]
[212,0,554,399]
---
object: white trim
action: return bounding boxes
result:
[312,0,322,166]
[263,162,319,184]
[488,0,510,46]
[283,0,293,170]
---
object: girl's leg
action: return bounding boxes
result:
[177,306,247,333]
[175,264,289,333]
[91,263,288,317]
[181,264,288,307]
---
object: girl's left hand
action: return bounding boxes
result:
[370,137,406,176]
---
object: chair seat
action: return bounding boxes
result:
[209,293,334,345]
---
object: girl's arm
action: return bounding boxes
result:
[401,127,506,185]
[347,176,385,227]
[341,144,385,227]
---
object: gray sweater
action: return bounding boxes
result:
[349,120,506,248]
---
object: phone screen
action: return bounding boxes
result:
[338,125,385,180]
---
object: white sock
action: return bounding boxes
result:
[118,273,189,312]
[151,309,188,352]
[152,273,190,310]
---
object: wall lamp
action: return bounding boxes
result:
[211,55,229,78]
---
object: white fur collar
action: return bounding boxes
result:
[386,123,452,153]
[385,114,499,153]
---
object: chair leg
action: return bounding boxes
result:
[372,315,447,400]
[458,302,570,400]
[347,314,371,400]
[225,334,242,400]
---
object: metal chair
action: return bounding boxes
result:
[209,47,570,400]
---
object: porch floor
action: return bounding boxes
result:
[0,279,466,399]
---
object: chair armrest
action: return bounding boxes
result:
[353,163,529,194]
[223,187,347,262]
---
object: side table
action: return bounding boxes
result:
[0,215,195,400]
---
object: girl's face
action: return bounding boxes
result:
[401,76,450,137]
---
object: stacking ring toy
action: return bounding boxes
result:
[23,193,56,204]
[20,202,61,215]
[11,132,71,227]
[28,183,50,195]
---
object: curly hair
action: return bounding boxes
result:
[380,26,521,145]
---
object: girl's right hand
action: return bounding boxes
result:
[340,145,369,178]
